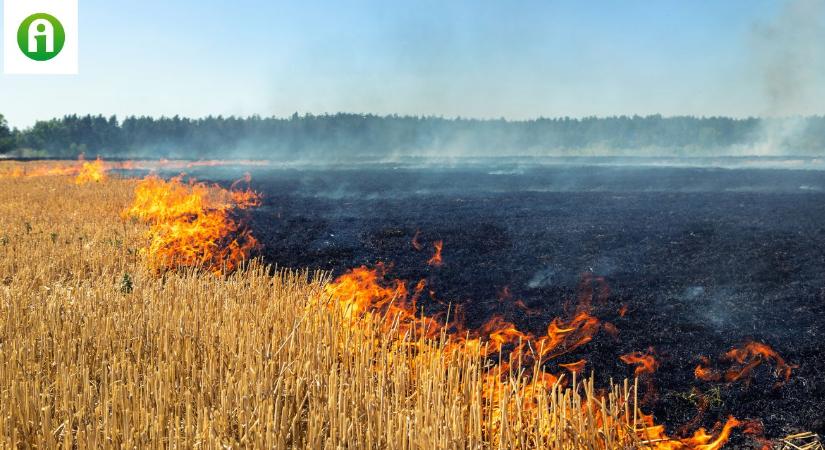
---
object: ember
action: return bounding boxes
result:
[427,239,443,266]
[411,229,423,251]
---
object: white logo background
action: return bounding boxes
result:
[3,0,78,74]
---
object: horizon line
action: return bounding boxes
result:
[6,112,825,129]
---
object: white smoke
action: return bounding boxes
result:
[749,0,825,155]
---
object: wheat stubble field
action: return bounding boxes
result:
[0,162,785,449]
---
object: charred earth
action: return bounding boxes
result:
[174,159,825,444]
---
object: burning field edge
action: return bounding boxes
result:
[0,159,820,449]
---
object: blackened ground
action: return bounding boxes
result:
[190,162,825,444]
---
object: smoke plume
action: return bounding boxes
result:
[749,0,825,154]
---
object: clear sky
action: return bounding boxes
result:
[1,0,824,128]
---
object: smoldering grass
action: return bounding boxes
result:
[0,166,654,449]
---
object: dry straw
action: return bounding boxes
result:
[0,170,680,449]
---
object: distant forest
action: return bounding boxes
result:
[1,113,824,159]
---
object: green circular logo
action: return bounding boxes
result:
[17,13,65,61]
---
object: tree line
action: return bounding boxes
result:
[1,113,824,159]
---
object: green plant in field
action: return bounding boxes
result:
[704,386,724,408]
[120,272,133,294]
[672,386,723,409]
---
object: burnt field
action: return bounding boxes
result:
[188,161,825,441]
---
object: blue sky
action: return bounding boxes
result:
[1,0,823,128]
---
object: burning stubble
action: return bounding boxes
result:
[0,160,811,449]
[122,174,260,274]
[0,164,649,448]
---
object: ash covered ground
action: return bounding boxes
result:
[179,158,825,441]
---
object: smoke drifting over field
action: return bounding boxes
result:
[752,0,825,116]
[749,0,825,154]
[6,114,825,163]
[2,2,824,161]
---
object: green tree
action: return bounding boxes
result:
[8,113,825,158]
[0,114,15,154]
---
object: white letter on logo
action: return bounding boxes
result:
[28,18,54,53]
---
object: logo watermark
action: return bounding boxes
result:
[4,0,78,74]
[18,13,66,61]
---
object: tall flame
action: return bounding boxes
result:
[123,174,260,274]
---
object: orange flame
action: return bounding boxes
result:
[478,315,530,354]
[323,264,442,339]
[637,414,742,450]
[427,240,443,266]
[324,264,748,448]
[694,356,722,382]
[723,341,793,387]
[1,158,274,180]
[411,229,423,251]
[123,174,260,274]
[75,158,108,184]
[621,348,659,406]
[695,341,794,389]
[620,349,659,377]
[741,419,772,450]
[325,265,604,389]
[559,359,586,375]
[324,265,610,442]
[28,163,78,177]
[1,156,105,181]
[6,157,764,447]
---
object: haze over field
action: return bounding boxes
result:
[1,0,824,161]
[3,114,825,160]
